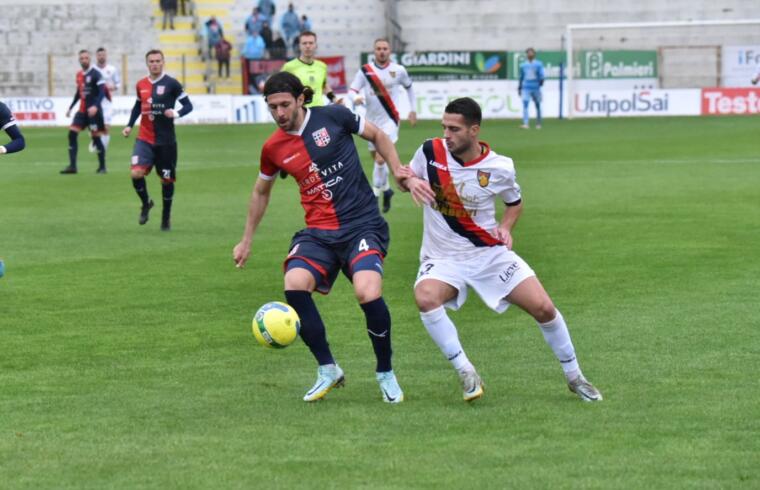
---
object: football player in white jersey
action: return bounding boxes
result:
[93,47,121,151]
[350,38,417,213]
[402,97,602,403]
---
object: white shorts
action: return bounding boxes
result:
[367,121,398,152]
[414,246,536,313]
[101,99,113,126]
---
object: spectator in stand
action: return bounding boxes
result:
[300,14,312,32]
[178,0,188,15]
[258,0,276,18]
[242,31,267,93]
[160,0,177,30]
[270,33,288,60]
[261,21,273,51]
[281,3,300,56]
[215,35,233,79]
[245,7,269,37]
[205,16,224,60]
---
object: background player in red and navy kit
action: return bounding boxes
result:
[232,72,408,403]
[0,101,25,278]
[122,49,193,232]
[60,50,108,174]
[0,102,25,156]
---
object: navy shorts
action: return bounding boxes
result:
[70,110,106,133]
[131,139,178,182]
[284,219,390,294]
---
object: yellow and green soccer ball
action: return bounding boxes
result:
[252,302,300,348]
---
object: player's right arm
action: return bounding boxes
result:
[0,103,25,155]
[67,89,80,117]
[402,144,435,205]
[122,97,141,137]
[233,176,276,268]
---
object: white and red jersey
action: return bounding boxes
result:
[409,138,522,261]
[96,63,121,100]
[349,61,414,129]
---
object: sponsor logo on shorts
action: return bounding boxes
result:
[499,262,519,283]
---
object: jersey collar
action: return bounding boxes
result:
[451,141,491,167]
[149,73,166,84]
[286,107,311,136]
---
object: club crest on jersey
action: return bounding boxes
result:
[390,71,396,78]
[477,170,491,187]
[157,85,165,95]
[312,127,330,147]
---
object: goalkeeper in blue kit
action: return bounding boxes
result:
[518,48,545,129]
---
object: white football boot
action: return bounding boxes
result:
[303,364,345,402]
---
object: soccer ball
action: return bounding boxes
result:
[252,301,300,348]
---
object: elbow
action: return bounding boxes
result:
[16,136,26,151]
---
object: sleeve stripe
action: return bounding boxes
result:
[178,93,189,100]
[259,172,275,181]
[357,114,366,135]
[2,121,17,130]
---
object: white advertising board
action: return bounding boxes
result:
[721,46,760,87]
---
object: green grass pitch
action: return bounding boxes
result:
[1,116,759,488]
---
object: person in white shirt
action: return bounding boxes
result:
[93,47,121,151]
[350,38,416,213]
[401,97,603,404]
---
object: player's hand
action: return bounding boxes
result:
[66,109,71,118]
[0,146,7,155]
[164,109,177,118]
[494,226,513,249]
[233,241,252,268]
[333,98,344,106]
[405,176,435,206]
[87,106,98,117]
[408,111,417,127]
[353,95,365,106]
[122,126,132,137]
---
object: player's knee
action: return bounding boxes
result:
[414,286,443,313]
[531,298,556,324]
[131,168,145,179]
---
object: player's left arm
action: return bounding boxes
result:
[89,75,106,116]
[538,61,545,87]
[495,165,523,248]
[323,66,343,105]
[165,82,193,118]
[401,68,417,126]
[360,121,406,183]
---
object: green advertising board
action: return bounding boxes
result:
[360,51,508,80]
[507,50,657,79]
[359,50,657,81]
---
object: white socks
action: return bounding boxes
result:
[373,161,389,191]
[538,309,581,380]
[101,134,110,150]
[420,306,474,373]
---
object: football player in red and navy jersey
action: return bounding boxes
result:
[60,49,108,174]
[0,101,25,155]
[233,71,407,403]
[123,49,193,231]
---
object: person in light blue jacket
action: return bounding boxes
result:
[281,3,301,55]
[518,48,545,129]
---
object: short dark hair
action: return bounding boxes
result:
[78,49,89,55]
[96,47,106,53]
[264,71,314,105]
[374,38,390,46]
[444,97,482,126]
[145,49,164,60]
[300,31,317,41]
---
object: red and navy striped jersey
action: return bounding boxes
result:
[0,102,17,131]
[260,105,381,231]
[134,74,187,145]
[75,67,105,112]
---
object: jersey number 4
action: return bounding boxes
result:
[358,239,369,252]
